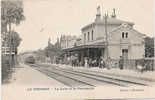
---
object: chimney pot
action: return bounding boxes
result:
[111,8,116,18]
[95,6,101,22]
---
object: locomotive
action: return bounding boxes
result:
[25,56,35,64]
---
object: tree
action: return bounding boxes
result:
[4,31,22,47]
[145,36,154,57]
[1,0,25,67]
[43,37,62,63]
[1,0,25,48]
[2,1,25,83]
[1,0,25,28]
[11,31,22,48]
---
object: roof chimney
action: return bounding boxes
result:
[95,6,101,22]
[111,8,116,18]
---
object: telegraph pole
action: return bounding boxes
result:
[105,13,109,60]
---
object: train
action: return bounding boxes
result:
[25,56,36,64]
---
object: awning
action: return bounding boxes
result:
[62,44,106,52]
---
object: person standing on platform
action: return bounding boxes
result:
[100,56,105,68]
[84,57,88,68]
[106,57,111,69]
[119,56,124,70]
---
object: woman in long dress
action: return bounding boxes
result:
[84,57,88,68]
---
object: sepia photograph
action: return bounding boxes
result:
[86,98,155,100]
[1,0,155,100]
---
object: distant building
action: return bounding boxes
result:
[60,35,77,49]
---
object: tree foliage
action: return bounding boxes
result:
[145,36,154,57]
[11,31,22,47]
[1,0,25,27]
[45,43,61,58]
[2,31,22,47]
[1,0,25,51]
[1,0,25,83]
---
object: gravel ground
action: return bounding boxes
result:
[2,63,65,100]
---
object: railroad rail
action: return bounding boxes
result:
[30,64,149,87]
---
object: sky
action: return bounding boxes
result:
[14,0,154,53]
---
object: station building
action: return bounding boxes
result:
[60,6,146,69]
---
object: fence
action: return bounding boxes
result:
[58,55,154,71]
[110,58,154,71]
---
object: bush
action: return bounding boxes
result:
[136,59,154,71]
[2,55,12,84]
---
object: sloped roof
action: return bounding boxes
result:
[109,23,146,38]
[81,17,134,31]
[103,17,134,25]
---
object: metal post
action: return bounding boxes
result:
[105,13,109,60]
[88,48,89,68]
[105,13,110,69]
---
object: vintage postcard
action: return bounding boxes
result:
[1,0,155,100]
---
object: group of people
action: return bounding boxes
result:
[71,56,106,68]
[83,56,125,70]
[83,56,112,69]
[60,55,152,74]
[69,55,125,70]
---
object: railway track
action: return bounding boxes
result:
[31,64,148,87]
[50,66,147,86]
[36,68,94,87]
[36,67,121,87]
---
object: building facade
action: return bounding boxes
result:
[60,35,77,49]
[60,6,146,68]
[80,7,145,60]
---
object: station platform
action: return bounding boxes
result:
[55,64,155,84]
[2,63,65,100]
